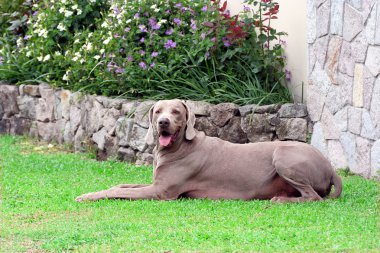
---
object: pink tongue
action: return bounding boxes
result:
[159,135,172,146]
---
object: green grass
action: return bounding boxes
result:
[0,135,379,252]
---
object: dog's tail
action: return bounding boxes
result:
[328,171,343,199]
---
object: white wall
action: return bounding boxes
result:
[228,0,308,102]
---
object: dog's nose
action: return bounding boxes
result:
[158,118,170,128]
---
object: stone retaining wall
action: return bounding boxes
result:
[307,0,380,178]
[0,83,309,165]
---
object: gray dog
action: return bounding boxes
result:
[76,99,342,202]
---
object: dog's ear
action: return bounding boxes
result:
[144,103,155,145]
[182,101,196,141]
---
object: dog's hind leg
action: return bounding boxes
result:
[271,146,323,203]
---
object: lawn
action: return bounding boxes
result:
[0,135,379,252]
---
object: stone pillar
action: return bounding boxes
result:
[308,0,380,178]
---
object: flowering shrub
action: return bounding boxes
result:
[0,0,291,105]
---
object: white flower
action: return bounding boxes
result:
[84,42,92,51]
[74,39,80,44]
[57,23,66,32]
[158,19,167,25]
[126,19,132,24]
[38,29,48,38]
[80,59,85,64]
[101,21,109,28]
[88,32,93,38]
[151,4,157,9]
[89,0,96,3]
[103,37,111,45]
[77,9,82,15]
[72,4,78,10]
[72,56,78,62]
[94,55,101,60]
[54,51,62,56]
[100,49,105,54]
[37,55,43,62]
[26,51,32,57]
[154,8,160,12]
[59,7,65,13]
[64,10,73,17]
[62,74,69,81]
[43,54,51,62]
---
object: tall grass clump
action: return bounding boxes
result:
[0,0,291,105]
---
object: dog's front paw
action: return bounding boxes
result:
[75,193,100,202]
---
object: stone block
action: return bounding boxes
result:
[0,119,10,134]
[59,90,71,120]
[361,110,376,140]
[92,128,108,150]
[121,101,139,116]
[340,132,357,170]
[330,0,344,36]
[103,108,121,132]
[37,122,57,142]
[9,117,32,136]
[36,98,55,122]
[365,46,380,76]
[218,117,247,143]
[327,140,348,169]
[134,100,155,128]
[354,136,372,177]
[314,36,329,68]
[370,78,380,137]
[363,66,375,110]
[348,107,362,135]
[371,140,380,177]
[241,114,275,143]
[365,3,377,45]
[343,3,364,42]
[351,32,368,63]
[310,122,328,157]
[334,107,348,132]
[17,96,38,119]
[278,103,308,118]
[86,99,106,135]
[325,73,353,114]
[69,106,82,136]
[309,62,331,97]
[19,85,40,97]
[353,64,364,107]
[129,124,149,152]
[338,41,355,77]
[185,100,212,116]
[326,36,343,84]
[307,0,317,44]
[0,85,19,117]
[210,103,239,127]
[95,96,126,110]
[276,118,308,142]
[376,0,380,45]
[118,147,136,163]
[321,108,340,140]
[316,2,330,38]
[195,117,218,137]
[116,117,134,146]
[97,135,118,161]
[74,127,86,152]
[307,85,326,122]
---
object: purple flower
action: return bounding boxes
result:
[115,67,124,74]
[200,33,206,40]
[201,6,208,12]
[134,13,140,19]
[165,9,171,14]
[139,61,147,69]
[165,28,174,35]
[150,62,156,68]
[107,62,115,72]
[205,52,210,58]
[114,33,121,38]
[243,6,251,12]
[190,19,197,30]
[138,25,147,33]
[152,23,161,30]
[211,37,216,43]
[32,11,38,16]
[24,35,31,40]
[173,18,182,25]
[140,37,145,43]
[285,69,292,81]
[175,3,182,8]
[113,7,121,15]
[124,27,131,32]
[139,50,145,56]
[164,39,176,49]
[151,51,158,57]
[279,39,287,46]
[149,18,156,26]
[222,37,231,47]
[127,55,133,62]
[0,56,4,65]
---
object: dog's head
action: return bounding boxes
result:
[145,99,196,148]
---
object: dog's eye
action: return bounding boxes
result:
[172,109,180,115]
[155,110,161,114]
